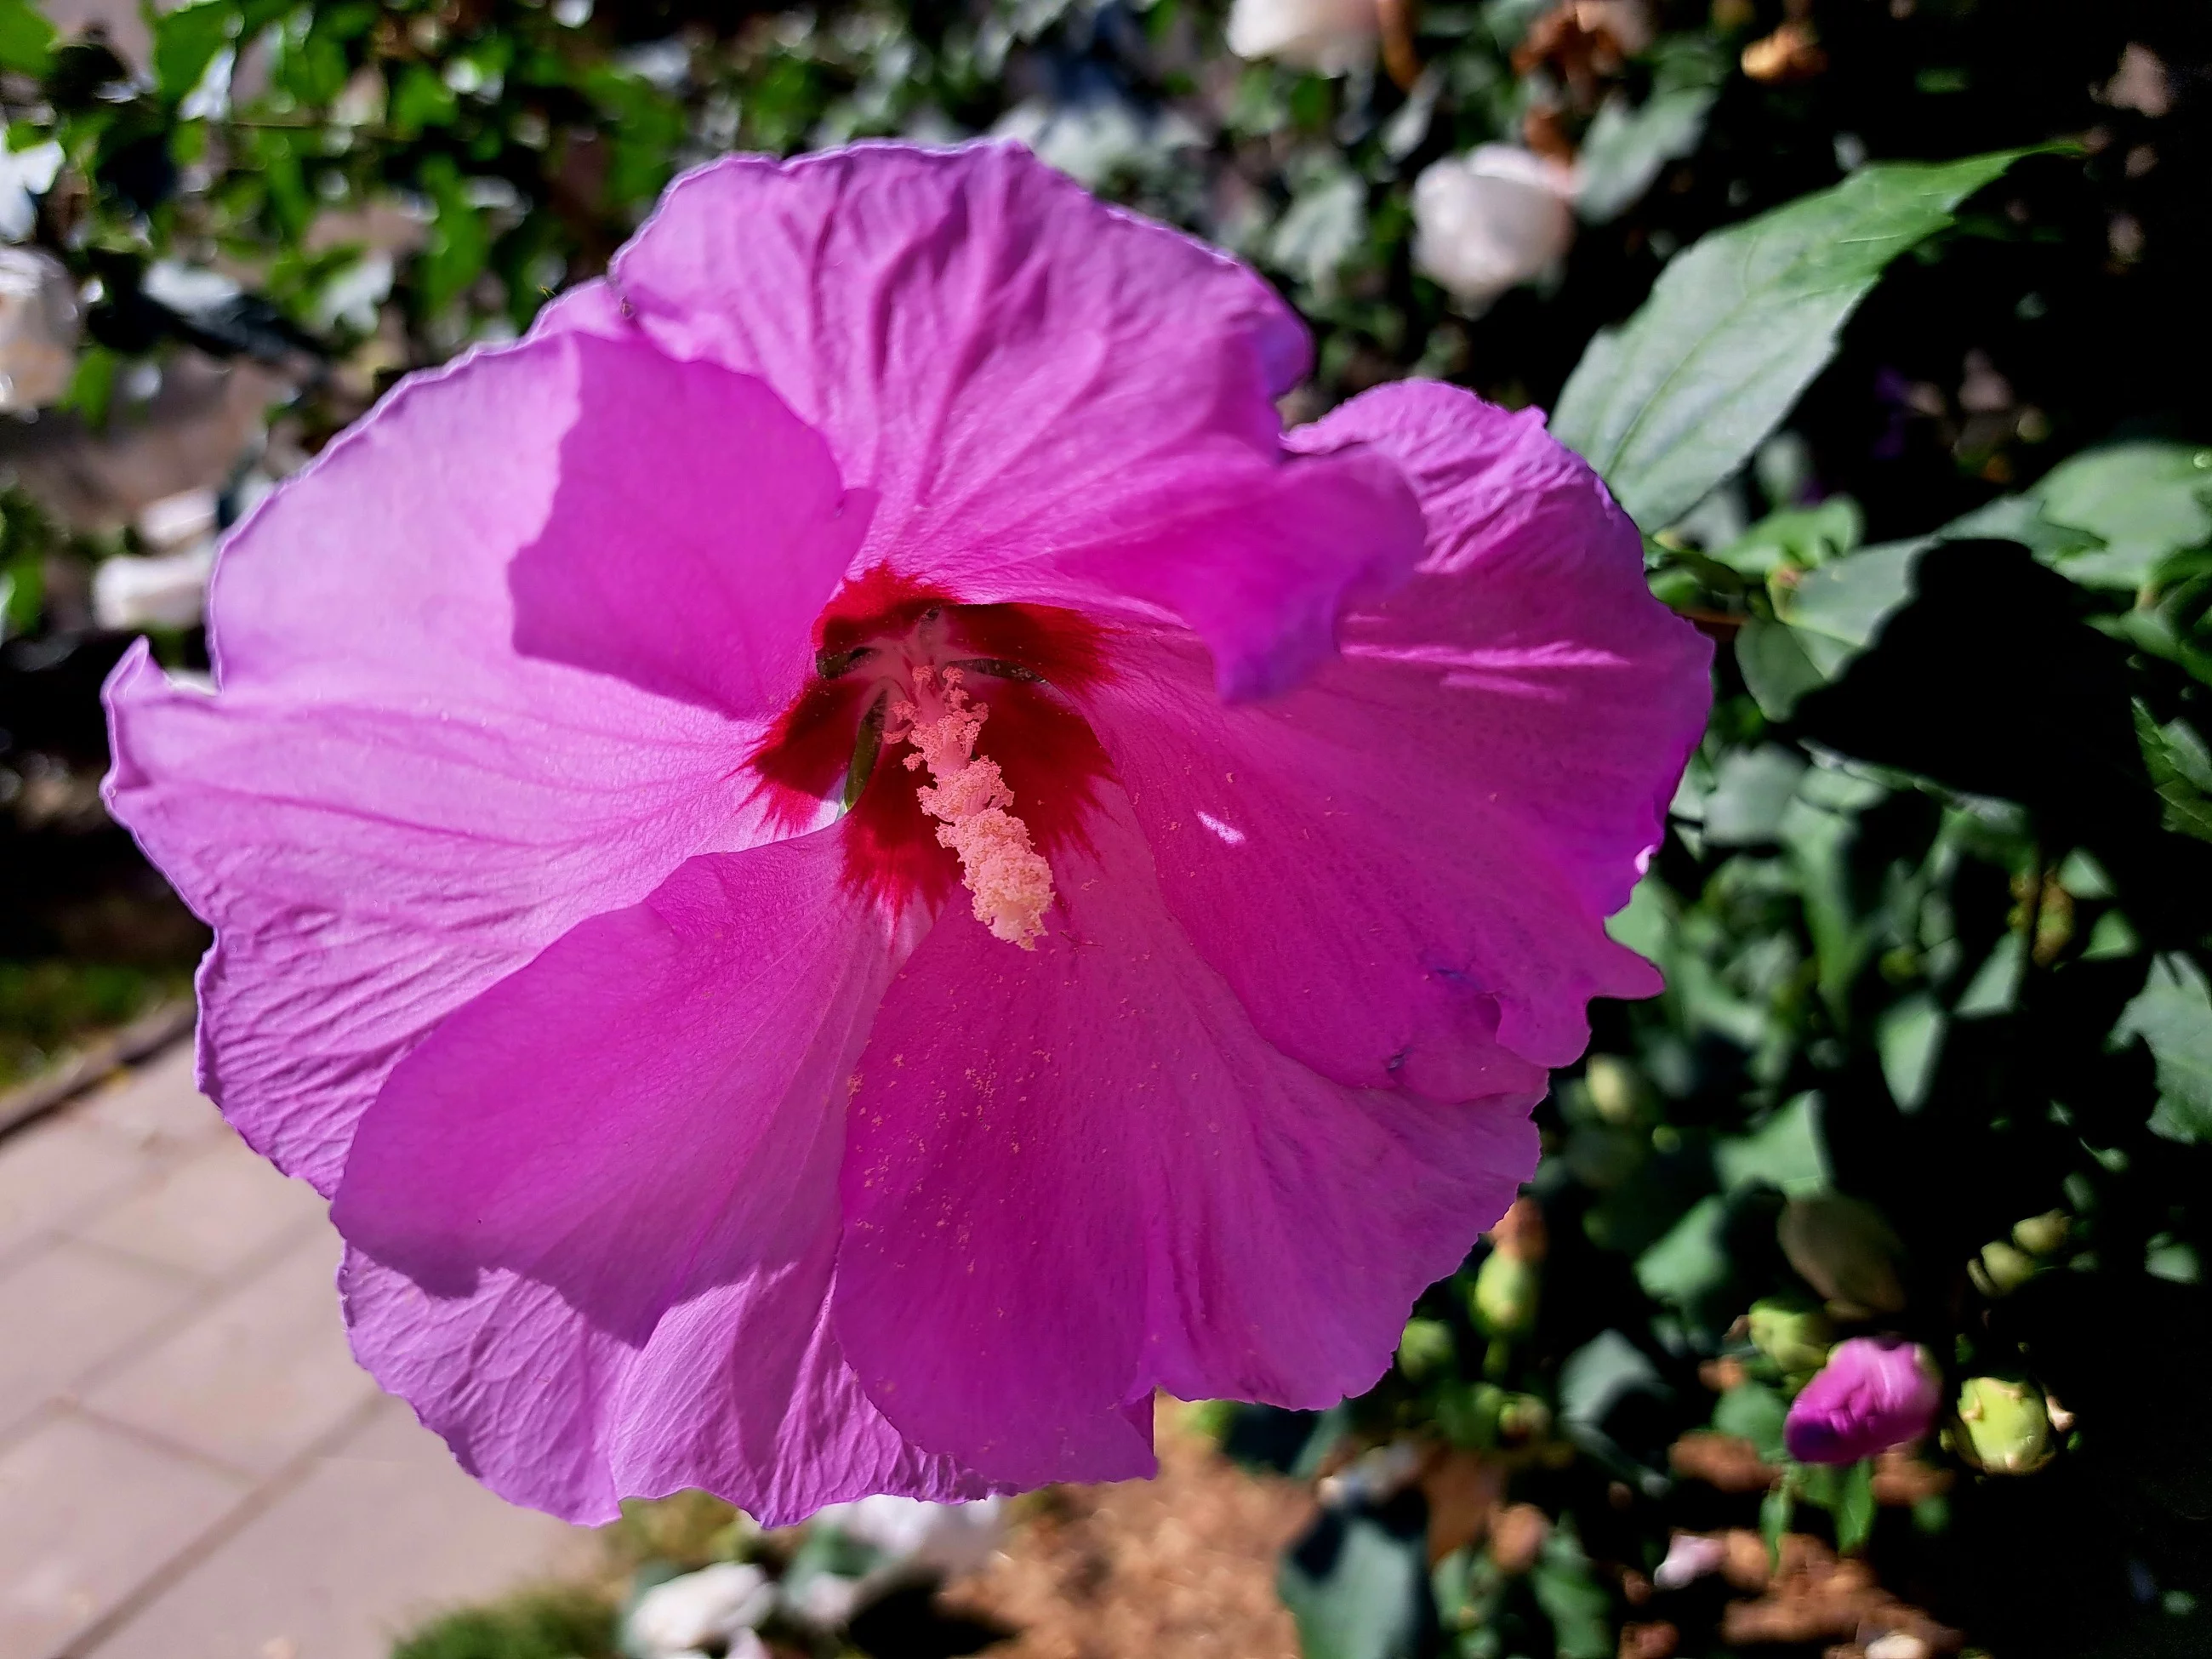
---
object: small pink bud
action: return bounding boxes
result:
[1783,1337,1941,1465]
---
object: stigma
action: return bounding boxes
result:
[888,667,1055,949]
[749,570,1113,934]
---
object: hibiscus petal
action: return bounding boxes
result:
[101,333,769,1194]
[1018,444,1425,702]
[1074,381,1713,1091]
[338,832,982,1524]
[612,142,1417,698]
[835,791,1536,1488]
[510,332,869,719]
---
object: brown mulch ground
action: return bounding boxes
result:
[942,1409,1313,1659]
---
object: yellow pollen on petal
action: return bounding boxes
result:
[892,670,1056,949]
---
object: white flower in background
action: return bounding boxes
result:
[0,141,62,243]
[142,260,243,322]
[623,1563,776,1659]
[2104,43,2169,118]
[809,1494,1006,1579]
[136,487,219,550]
[179,45,235,121]
[309,251,395,335]
[1314,1437,1425,1508]
[1226,0,1380,74]
[1652,1530,1729,1590]
[0,247,79,412]
[782,1571,864,1632]
[94,543,217,632]
[1411,145,1578,312]
[783,1496,1007,1631]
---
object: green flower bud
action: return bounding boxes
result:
[2011,1211,2072,1257]
[1746,1297,1833,1375]
[1778,1194,1907,1316]
[1398,1317,1456,1382]
[1954,1377,2052,1474]
[1585,1055,1654,1126]
[1969,1240,2038,1297]
[1497,1392,1552,1445]
[1472,1248,1541,1337]
[1436,1381,1509,1447]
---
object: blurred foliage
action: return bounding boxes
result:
[391,1585,620,1659]
[0,1,2207,1656]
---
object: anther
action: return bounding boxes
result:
[896,675,1055,949]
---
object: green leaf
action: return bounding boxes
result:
[1559,1329,1669,1432]
[2113,954,2212,1143]
[1741,491,2101,719]
[1714,1381,1790,1462]
[1530,1522,1614,1659]
[1955,932,2025,1018]
[1575,84,1717,225]
[1701,745,1807,846]
[60,345,119,429]
[1716,1092,1830,1194]
[151,1,236,105]
[1833,1459,1878,1553]
[1736,616,1828,721]
[0,0,54,77]
[1269,168,1367,295]
[2034,442,2212,590]
[1634,1196,1731,1308]
[1782,795,1877,1018]
[1759,1479,1795,1567]
[1876,993,1946,1111]
[1605,873,1673,960]
[1713,498,1865,579]
[2134,702,2212,845]
[415,156,488,318]
[390,62,459,137]
[1553,151,2027,532]
[1279,1510,1433,1659]
[1777,538,1921,664]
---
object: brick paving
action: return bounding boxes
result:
[0,1043,593,1659]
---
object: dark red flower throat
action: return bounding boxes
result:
[750,567,1115,925]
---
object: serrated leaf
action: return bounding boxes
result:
[1553,151,2026,531]
[2134,702,2212,845]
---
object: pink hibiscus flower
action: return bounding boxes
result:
[1785,1337,1944,1466]
[101,143,1709,1524]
